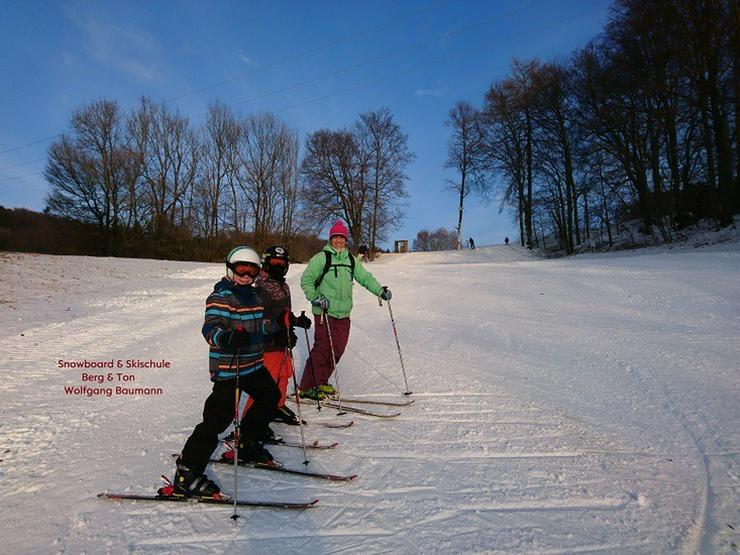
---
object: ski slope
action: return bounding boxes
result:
[0,243,738,554]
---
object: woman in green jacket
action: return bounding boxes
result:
[298,220,391,398]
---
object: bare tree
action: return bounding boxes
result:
[412,227,458,251]
[193,102,240,248]
[445,101,487,249]
[130,98,198,235]
[531,62,582,253]
[300,128,370,247]
[482,73,532,249]
[355,108,414,258]
[45,99,141,254]
[276,128,301,241]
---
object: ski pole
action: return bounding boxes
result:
[289,354,310,466]
[380,298,412,396]
[231,347,241,522]
[284,347,310,466]
[282,310,309,465]
[323,308,346,415]
[301,311,321,411]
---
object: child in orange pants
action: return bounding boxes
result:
[242,246,311,431]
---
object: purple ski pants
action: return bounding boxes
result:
[299,314,350,390]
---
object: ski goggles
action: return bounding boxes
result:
[267,257,288,267]
[228,262,260,277]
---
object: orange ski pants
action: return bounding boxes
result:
[243,350,292,417]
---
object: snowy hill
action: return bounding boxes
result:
[375,244,535,266]
[0,245,738,553]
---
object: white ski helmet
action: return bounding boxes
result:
[225,246,261,279]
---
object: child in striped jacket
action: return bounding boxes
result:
[167,246,287,500]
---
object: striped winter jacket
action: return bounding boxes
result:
[254,269,292,352]
[202,277,279,382]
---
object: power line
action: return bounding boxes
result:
[166,1,445,103]
[0,170,44,184]
[194,49,400,119]
[0,135,60,156]
[0,4,600,188]
[0,1,538,161]
[0,157,46,172]
[0,1,444,156]
[259,8,605,115]
[195,3,536,119]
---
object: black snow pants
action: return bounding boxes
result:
[180,366,280,475]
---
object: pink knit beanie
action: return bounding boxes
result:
[329,220,349,240]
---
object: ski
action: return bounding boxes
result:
[320,401,401,418]
[98,492,317,509]
[219,435,338,450]
[315,420,354,429]
[265,438,338,450]
[210,456,357,482]
[328,396,415,407]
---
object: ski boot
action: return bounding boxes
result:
[161,458,222,499]
[239,439,275,464]
[261,425,283,443]
[318,384,338,396]
[221,440,275,465]
[224,426,281,444]
[299,388,326,401]
[272,405,305,426]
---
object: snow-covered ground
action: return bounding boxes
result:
[0,243,738,554]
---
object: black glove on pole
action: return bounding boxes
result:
[291,312,312,329]
[221,330,252,349]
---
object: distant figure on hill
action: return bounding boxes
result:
[468,237,476,249]
[358,244,369,263]
[504,237,509,245]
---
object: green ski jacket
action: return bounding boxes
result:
[300,244,383,318]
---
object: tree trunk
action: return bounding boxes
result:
[525,109,534,249]
[456,167,466,250]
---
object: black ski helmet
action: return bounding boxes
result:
[261,245,290,279]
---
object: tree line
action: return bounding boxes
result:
[43,99,413,261]
[445,0,738,254]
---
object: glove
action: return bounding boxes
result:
[219,329,251,349]
[288,328,298,349]
[380,286,392,301]
[311,296,329,311]
[291,312,312,329]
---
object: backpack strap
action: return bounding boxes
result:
[314,251,355,288]
[314,251,333,288]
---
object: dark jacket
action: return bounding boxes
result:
[254,269,292,352]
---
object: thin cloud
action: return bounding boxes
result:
[415,88,445,98]
[237,50,252,64]
[65,6,159,81]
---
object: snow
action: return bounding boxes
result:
[0,242,738,554]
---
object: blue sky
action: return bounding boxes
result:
[0,0,611,249]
